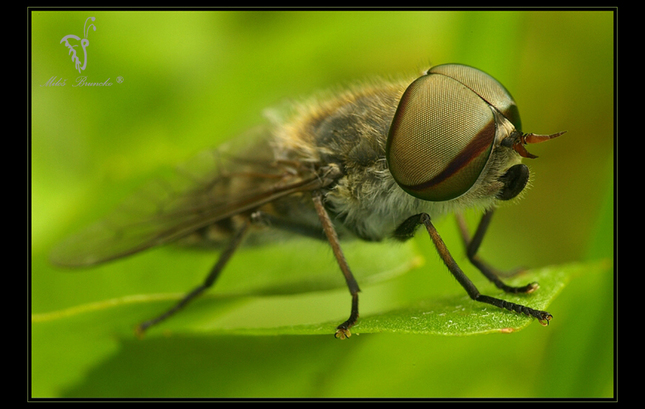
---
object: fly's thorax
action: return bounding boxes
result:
[323,167,428,241]
[271,77,410,167]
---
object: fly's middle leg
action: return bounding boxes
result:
[311,190,361,339]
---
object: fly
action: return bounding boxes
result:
[51,64,564,339]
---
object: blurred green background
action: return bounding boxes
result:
[31,10,614,398]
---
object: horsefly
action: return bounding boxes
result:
[51,64,564,339]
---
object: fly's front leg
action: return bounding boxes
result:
[397,213,552,326]
[135,219,250,336]
[457,209,538,294]
[311,190,360,339]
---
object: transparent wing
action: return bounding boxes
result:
[50,134,321,267]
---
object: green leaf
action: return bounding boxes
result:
[31,259,611,397]
[31,238,421,396]
[189,260,610,337]
[33,258,608,338]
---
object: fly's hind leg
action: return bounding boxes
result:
[311,190,360,339]
[457,209,538,294]
[135,219,250,336]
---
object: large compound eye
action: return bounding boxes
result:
[429,64,522,130]
[386,64,519,201]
